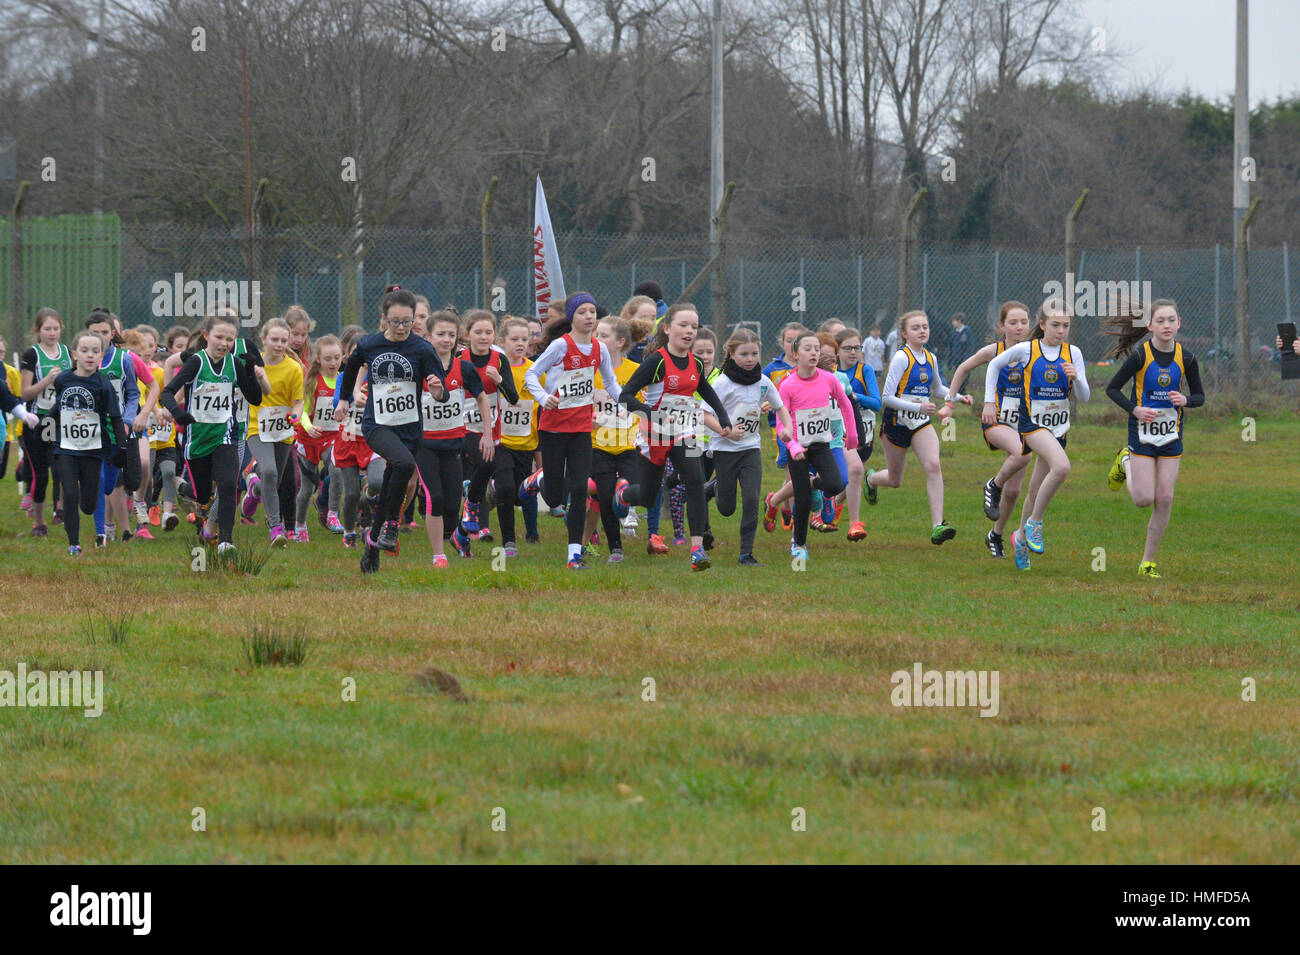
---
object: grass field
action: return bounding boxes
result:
[1,403,1297,864]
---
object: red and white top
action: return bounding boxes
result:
[422,356,471,441]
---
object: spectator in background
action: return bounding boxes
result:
[627,280,668,363]
[948,312,972,378]
[863,325,886,381]
[543,299,565,328]
[884,324,900,365]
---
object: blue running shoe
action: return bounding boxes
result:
[612,478,630,519]
[450,525,473,558]
[810,489,823,513]
[1024,518,1045,554]
[1012,529,1031,570]
[690,546,712,572]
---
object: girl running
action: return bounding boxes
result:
[761,322,808,533]
[1103,298,1204,578]
[700,328,791,565]
[584,315,641,563]
[292,334,343,542]
[777,330,858,563]
[331,326,383,548]
[160,314,263,553]
[285,305,315,367]
[18,308,72,537]
[423,309,491,564]
[946,301,1034,559]
[334,288,471,572]
[866,310,965,545]
[834,326,880,541]
[983,297,1092,569]
[459,309,518,543]
[496,317,542,553]
[49,331,123,555]
[128,326,170,537]
[614,303,731,572]
[522,292,622,570]
[245,317,304,547]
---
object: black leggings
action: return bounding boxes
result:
[54,453,101,547]
[464,436,493,532]
[788,442,845,546]
[592,448,638,551]
[494,447,534,544]
[417,443,463,527]
[539,430,593,546]
[187,444,241,543]
[21,428,55,503]
[713,448,762,555]
[622,444,707,539]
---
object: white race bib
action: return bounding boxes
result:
[257,405,293,443]
[860,410,876,446]
[36,382,57,412]
[312,399,340,432]
[464,393,499,434]
[794,405,834,446]
[896,399,930,431]
[191,381,234,424]
[108,376,125,410]
[147,413,174,444]
[733,405,762,438]
[550,366,595,409]
[343,402,365,438]
[373,380,419,426]
[232,388,248,424]
[997,396,1020,426]
[1029,397,1070,438]
[500,400,534,438]
[422,387,464,430]
[60,409,100,451]
[1137,407,1179,447]
[652,394,697,443]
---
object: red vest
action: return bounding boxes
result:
[653,348,701,406]
[422,357,469,441]
[539,334,600,434]
[464,349,503,441]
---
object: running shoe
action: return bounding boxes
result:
[982,476,1002,521]
[269,524,289,548]
[450,525,472,558]
[790,544,810,563]
[163,511,179,532]
[584,541,602,559]
[621,508,638,537]
[810,489,823,513]
[567,554,586,570]
[646,533,669,555]
[432,554,449,568]
[738,553,762,567]
[690,546,712,571]
[525,533,540,544]
[32,523,48,538]
[199,524,216,544]
[149,505,161,526]
[342,532,357,549]
[985,529,1004,558]
[327,511,345,534]
[241,474,261,522]
[810,514,826,533]
[460,483,479,533]
[20,494,32,512]
[930,521,956,545]
[612,479,630,519]
[134,526,155,541]
[518,469,544,502]
[293,528,310,543]
[316,490,330,529]
[820,496,837,531]
[106,523,116,539]
[780,501,793,532]
[1107,448,1129,491]
[607,549,624,564]
[1023,517,1044,553]
[475,529,493,542]
[51,507,63,526]
[373,520,399,553]
[120,530,132,543]
[587,477,599,500]
[95,534,108,549]
[763,492,779,533]
[864,469,878,505]
[1011,529,1031,570]
[846,521,867,541]
[672,535,687,547]
[1137,561,1161,579]
[502,542,518,558]
[702,530,714,551]
[217,542,236,557]
[67,545,82,556]
[550,505,566,518]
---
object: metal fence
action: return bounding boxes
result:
[7,220,1298,388]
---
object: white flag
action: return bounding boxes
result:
[533,176,566,318]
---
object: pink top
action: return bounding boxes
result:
[778,367,858,457]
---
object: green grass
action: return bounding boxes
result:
[1,403,1297,863]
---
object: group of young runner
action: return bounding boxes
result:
[3,286,1205,577]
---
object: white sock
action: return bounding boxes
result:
[568,543,582,560]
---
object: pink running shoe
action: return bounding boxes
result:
[134,526,155,541]
[293,528,310,543]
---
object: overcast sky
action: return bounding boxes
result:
[1079,0,1300,104]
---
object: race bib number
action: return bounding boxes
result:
[861,410,876,446]
[191,381,233,424]
[1029,397,1070,438]
[422,387,464,429]
[257,405,293,443]
[733,405,762,439]
[60,409,100,451]
[997,396,1019,426]
[595,394,635,436]
[652,394,697,443]
[109,376,125,410]
[896,399,930,431]
[147,413,174,444]
[232,388,247,424]
[373,380,419,426]
[1137,406,1179,447]
[551,367,595,409]
[794,405,834,446]
[343,402,365,438]
[36,382,57,412]
[464,393,499,434]
[500,400,534,438]
[312,400,340,432]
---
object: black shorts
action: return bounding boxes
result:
[982,421,1019,452]
[591,447,639,478]
[1127,418,1183,458]
[1018,427,1067,455]
[882,409,930,449]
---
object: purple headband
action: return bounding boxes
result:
[565,293,596,324]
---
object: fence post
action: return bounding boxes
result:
[9,181,27,354]
[856,254,862,325]
[1234,197,1261,392]
[921,251,928,312]
[739,258,745,326]
[897,188,926,315]
[631,262,636,293]
[1065,188,1089,286]
[1214,243,1221,388]
[680,261,686,296]
[337,271,344,330]
[1284,241,1292,323]
[481,176,498,310]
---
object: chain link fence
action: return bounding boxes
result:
[8,220,1296,393]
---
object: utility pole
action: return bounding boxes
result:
[709,0,725,325]
[1232,0,1251,385]
[94,0,105,217]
